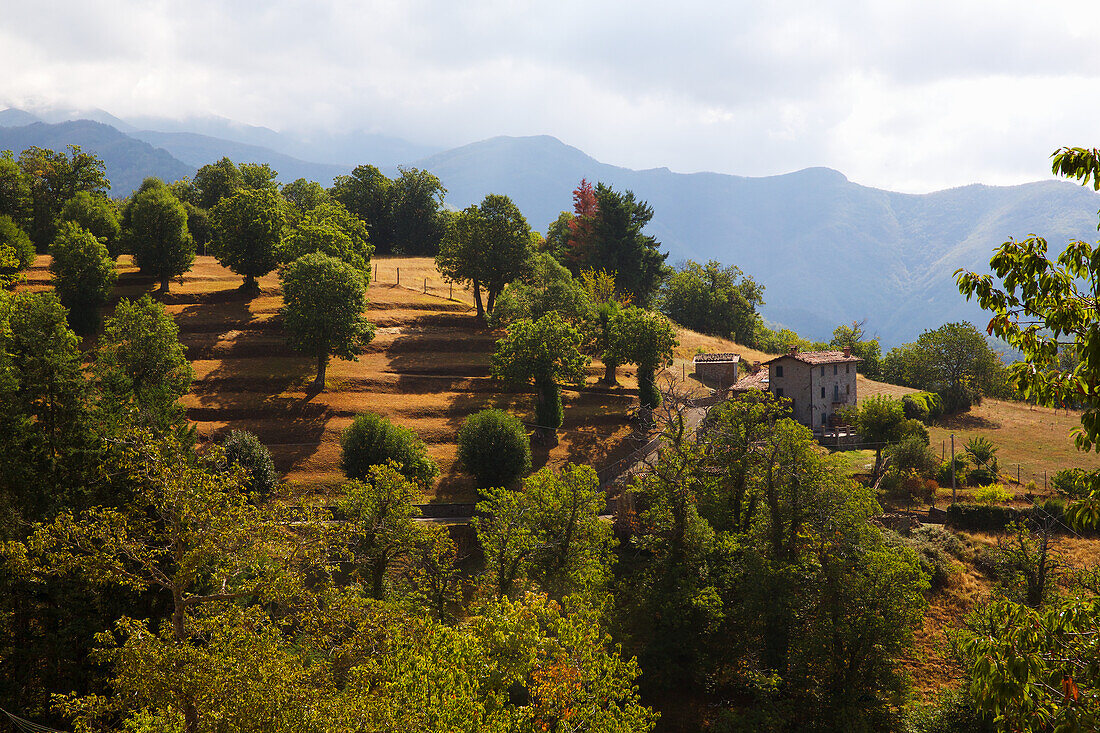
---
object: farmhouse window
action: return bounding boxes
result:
[820,387,825,398]
[820,365,825,376]
[833,364,838,375]
[834,384,839,400]
[777,388,784,397]
[776,365,783,378]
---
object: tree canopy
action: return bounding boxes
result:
[48,221,117,333]
[124,179,195,292]
[659,259,764,345]
[211,187,285,290]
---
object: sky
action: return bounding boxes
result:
[1,0,1098,192]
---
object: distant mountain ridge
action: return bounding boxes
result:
[2,111,1095,346]
[410,135,1100,345]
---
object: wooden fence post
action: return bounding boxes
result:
[396,267,400,286]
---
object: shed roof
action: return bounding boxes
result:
[731,369,769,392]
[693,352,740,363]
[764,350,862,366]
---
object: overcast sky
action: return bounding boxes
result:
[1,0,1098,192]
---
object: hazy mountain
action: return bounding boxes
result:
[0,120,194,193]
[414,136,1100,346]
[0,108,42,127]
[129,130,352,185]
[123,114,440,167]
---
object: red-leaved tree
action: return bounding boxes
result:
[566,178,598,270]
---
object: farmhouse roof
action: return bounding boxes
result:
[731,369,769,392]
[693,352,740,363]
[763,349,862,366]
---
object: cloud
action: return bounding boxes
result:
[1,0,1098,191]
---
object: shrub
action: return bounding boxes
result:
[972,483,1011,504]
[457,409,532,490]
[221,430,278,500]
[937,455,967,487]
[967,466,998,487]
[1051,468,1090,499]
[882,528,957,590]
[889,435,937,477]
[341,412,439,488]
[901,391,944,424]
[913,525,972,562]
[881,469,935,507]
[946,503,1033,532]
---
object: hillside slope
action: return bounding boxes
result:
[0,120,193,193]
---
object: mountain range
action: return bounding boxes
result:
[2,107,1097,346]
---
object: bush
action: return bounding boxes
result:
[1051,468,1090,499]
[937,455,967,487]
[881,469,936,507]
[966,466,998,487]
[341,412,439,488]
[889,435,937,476]
[457,409,532,490]
[906,687,994,733]
[913,525,972,562]
[882,528,957,590]
[946,503,1034,532]
[221,430,278,500]
[972,483,1011,504]
[902,391,944,424]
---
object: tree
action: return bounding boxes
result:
[60,191,120,254]
[18,145,109,250]
[281,177,330,212]
[389,167,447,255]
[48,221,117,333]
[563,178,598,270]
[95,295,193,429]
[239,162,279,192]
[278,201,373,278]
[193,156,243,209]
[883,322,1001,413]
[844,395,907,482]
[0,291,95,518]
[607,306,679,410]
[588,183,668,307]
[330,164,393,254]
[436,194,534,324]
[26,432,300,733]
[829,319,883,379]
[491,313,589,434]
[659,259,764,344]
[212,187,285,291]
[337,463,424,599]
[279,252,374,387]
[220,429,278,500]
[0,151,31,229]
[0,214,35,288]
[542,210,574,263]
[340,411,439,488]
[125,179,195,292]
[457,409,532,490]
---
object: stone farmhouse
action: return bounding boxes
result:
[692,352,740,390]
[734,347,860,430]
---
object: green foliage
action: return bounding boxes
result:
[906,688,995,733]
[388,167,448,256]
[0,151,32,229]
[95,295,193,430]
[340,411,438,488]
[659,259,764,344]
[587,183,669,307]
[279,201,372,278]
[474,464,614,599]
[18,145,110,250]
[239,162,279,192]
[903,390,944,423]
[845,395,908,481]
[1052,467,1090,499]
[330,164,394,254]
[182,201,213,255]
[279,251,374,386]
[0,214,35,287]
[883,322,1002,413]
[491,313,589,432]
[489,252,594,328]
[211,187,285,289]
[48,221,117,333]
[752,320,828,353]
[281,177,330,212]
[972,482,1011,504]
[830,319,883,379]
[337,463,424,599]
[944,503,1049,532]
[436,194,534,323]
[882,528,958,590]
[887,434,938,477]
[220,430,278,500]
[607,306,678,410]
[457,409,532,490]
[60,190,120,254]
[0,291,96,518]
[193,156,243,209]
[124,179,195,292]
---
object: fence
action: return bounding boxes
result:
[371,261,474,307]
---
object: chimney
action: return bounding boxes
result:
[787,344,798,356]
[843,346,851,358]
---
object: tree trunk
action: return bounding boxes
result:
[603,360,618,385]
[486,288,497,319]
[172,590,200,733]
[159,275,170,293]
[243,274,258,293]
[472,280,485,324]
[314,353,328,388]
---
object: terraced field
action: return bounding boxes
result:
[24,255,656,502]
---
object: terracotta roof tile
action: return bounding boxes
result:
[763,350,862,366]
[731,369,769,391]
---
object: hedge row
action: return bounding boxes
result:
[902,391,944,424]
[944,501,1080,533]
